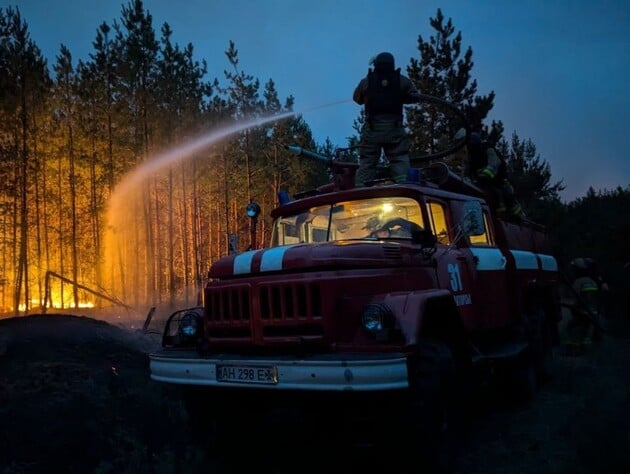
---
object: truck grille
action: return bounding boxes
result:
[259,282,322,320]
[206,285,251,322]
[205,282,324,341]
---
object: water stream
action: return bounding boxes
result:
[110,98,352,207]
[111,111,294,205]
[103,100,351,308]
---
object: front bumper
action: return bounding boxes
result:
[149,350,409,391]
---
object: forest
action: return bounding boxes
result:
[1,2,628,315]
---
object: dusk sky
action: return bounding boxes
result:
[4,0,629,202]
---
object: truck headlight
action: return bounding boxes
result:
[362,303,395,340]
[163,307,204,348]
[179,310,201,337]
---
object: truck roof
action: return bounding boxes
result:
[272,167,487,218]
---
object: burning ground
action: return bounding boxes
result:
[0,312,628,474]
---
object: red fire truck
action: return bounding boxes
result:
[149,142,560,470]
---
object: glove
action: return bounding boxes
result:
[476,167,496,181]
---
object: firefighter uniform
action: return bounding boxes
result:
[566,258,606,347]
[568,275,599,345]
[456,129,523,219]
[353,52,421,186]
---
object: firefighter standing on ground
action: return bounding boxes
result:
[353,52,421,186]
[568,257,608,345]
[455,128,523,219]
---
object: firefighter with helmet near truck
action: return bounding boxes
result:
[567,257,608,345]
[353,52,422,186]
[455,128,524,220]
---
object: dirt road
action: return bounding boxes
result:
[454,315,629,474]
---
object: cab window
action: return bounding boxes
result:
[426,201,450,244]
[270,196,425,246]
[468,211,494,246]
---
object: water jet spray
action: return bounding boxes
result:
[103,98,352,307]
[110,98,352,205]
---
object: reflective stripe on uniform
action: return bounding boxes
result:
[479,167,496,179]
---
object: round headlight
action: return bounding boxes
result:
[362,303,395,338]
[180,311,200,337]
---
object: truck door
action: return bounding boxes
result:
[459,207,513,329]
[426,200,477,326]
[435,247,477,325]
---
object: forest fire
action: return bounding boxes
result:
[101,110,313,310]
[17,299,95,313]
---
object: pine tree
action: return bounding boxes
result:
[53,45,82,309]
[0,6,50,313]
[553,187,630,292]
[114,0,159,305]
[86,21,123,195]
[155,21,211,304]
[220,41,272,251]
[406,8,502,169]
[79,20,128,305]
[496,132,565,221]
[260,78,324,243]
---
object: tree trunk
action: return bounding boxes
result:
[16,82,30,314]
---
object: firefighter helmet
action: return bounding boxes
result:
[371,52,395,72]
[571,257,595,270]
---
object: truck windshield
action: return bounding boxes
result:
[270,197,425,246]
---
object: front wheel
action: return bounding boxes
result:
[405,339,461,473]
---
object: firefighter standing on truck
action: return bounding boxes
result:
[353,52,421,186]
[455,128,523,220]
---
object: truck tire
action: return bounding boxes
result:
[406,338,459,473]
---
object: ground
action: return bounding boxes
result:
[0,308,628,474]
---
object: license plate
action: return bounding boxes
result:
[216,364,278,384]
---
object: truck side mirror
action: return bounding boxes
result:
[412,229,437,248]
[462,201,485,236]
